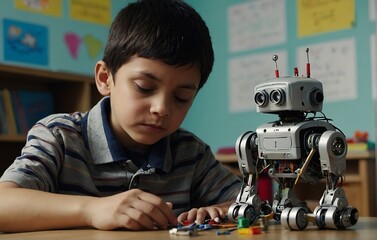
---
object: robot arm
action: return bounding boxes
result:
[313,130,358,229]
[227,131,263,224]
[318,130,347,176]
[235,131,258,177]
[317,130,348,210]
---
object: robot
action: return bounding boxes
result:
[227,49,359,230]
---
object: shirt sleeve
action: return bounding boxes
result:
[0,119,63,192]
[190,145,242,207]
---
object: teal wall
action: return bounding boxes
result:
[182,0,376,152]
[1,0,375,152]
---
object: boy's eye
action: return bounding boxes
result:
[135,82,154,93]
[175,96,190,103]
[175,92,195,103]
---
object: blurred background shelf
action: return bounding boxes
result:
[0,64,101,174]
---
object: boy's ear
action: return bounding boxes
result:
[95,61,111,96]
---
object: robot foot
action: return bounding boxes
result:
[280,207,309,230]
[281,206,358,230]
[228,203,260,225]
[314,206,359,230]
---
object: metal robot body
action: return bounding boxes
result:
[227,51,359,230]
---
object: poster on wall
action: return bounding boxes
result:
[64,32,103,60]
[3,19,48,66]
[371,0,377,99]
[296,38,357,102]
[69,0,111,25]
[227,0,286,52]
[297,0,355,37]
[14,0,62,17]
[228,50,288,112]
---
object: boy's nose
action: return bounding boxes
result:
[151,96,170,117]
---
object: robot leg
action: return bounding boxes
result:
[313,187,358,229]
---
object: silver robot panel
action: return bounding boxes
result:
[254,77,324,114]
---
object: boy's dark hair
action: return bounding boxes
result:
[102,0,214,90]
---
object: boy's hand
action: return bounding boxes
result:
[177,201,232,224]
[85,189,178,230]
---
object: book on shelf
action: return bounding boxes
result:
[347,142,375,152]
[1,89,17,135]
[0,90,8,134]
[0,88,54,135]
[11,90,28,134]
[11,89,54,135]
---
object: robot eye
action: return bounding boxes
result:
[254,90,268,107]
[270,89,285,105]
[309,88,324,106]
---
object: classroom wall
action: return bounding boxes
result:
[1,0,375,153]
[182,0,376,152]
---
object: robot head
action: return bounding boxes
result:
[254,51,324,115]
[254,76,324,114]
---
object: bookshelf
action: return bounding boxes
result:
[0,63,101,174]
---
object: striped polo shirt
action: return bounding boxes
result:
[0,97,241,215]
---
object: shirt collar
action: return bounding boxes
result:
[147,137,173,173]
[82,97,173,173]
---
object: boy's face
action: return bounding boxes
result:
[98,56,200,151]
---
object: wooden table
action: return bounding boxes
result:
[0,217,376,240]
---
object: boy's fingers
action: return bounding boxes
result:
[121,207,153,230]
[195,208,209,224]
[134,191,178,227]
[180,207,223,225]
[166,202,173,209]
[178,211,192,224]
[185,208,199,223]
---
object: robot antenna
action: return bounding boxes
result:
[272,54,279,78]
[306,48,311,78]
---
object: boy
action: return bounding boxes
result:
[0,0,241,232]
